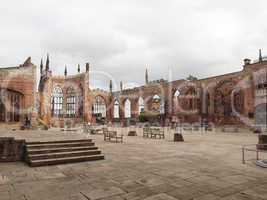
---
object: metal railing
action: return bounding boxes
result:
[242,144,267,164]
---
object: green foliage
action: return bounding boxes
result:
[138,113,147,122]
[186,75,198,81]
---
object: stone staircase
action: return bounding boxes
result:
[25,139,104,167]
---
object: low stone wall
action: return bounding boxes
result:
[0,137,25,162]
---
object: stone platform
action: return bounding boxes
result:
[0,129,267,200]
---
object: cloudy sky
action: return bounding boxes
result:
[0,0,267,90]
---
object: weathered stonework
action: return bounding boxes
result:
[0,137,25,162]
[0,53,266,129]
[0,57,37,129]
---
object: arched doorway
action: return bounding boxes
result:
[93,96,107,122]
[214,81,235,117]
[0,88,22,122]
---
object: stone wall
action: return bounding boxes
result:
[0,57,37,127]
[0,137,25,162]
[109,60,267,127]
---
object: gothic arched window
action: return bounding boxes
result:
[51,86,63,117]
[138,97,145,114]
[124,99,131,118]
[93,96,106,118]
[214,81,235,116]
[114,99,119,118]
[66,87,76,117]
[152,95,161,102]
[14,94,20,122]
[233,90,244,114]
[152,94,161,112]
[174,89,180,97]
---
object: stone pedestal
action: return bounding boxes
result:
[128,131,137,136]
[173,133,184,142]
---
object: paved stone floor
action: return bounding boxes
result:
[1,129,267,200]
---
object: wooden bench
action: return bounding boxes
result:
[150,128,165,139]
[143,127,164,139]
[143,127,150,138]
[103,129,123,143]
[222,126,239,133]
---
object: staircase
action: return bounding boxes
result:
[25,139,104,167]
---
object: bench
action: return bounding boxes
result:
[143,127,150,138]
[242,144,267,164]
[222,126,239,133]
[143,127,164,139]
[151,128,165,139]
[103,129,123,143]
[92,128,103,135]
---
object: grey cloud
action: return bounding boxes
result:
[0,0,267,89]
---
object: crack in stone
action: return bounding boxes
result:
[80,191,91,200]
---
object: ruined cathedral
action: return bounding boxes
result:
[0,51,266,129]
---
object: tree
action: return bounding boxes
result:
[186,75,198,81]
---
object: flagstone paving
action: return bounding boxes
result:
[0,129,267,200]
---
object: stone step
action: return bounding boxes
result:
[27,146,98,155]
[25,139,104,167]
[26,139,92,145]
[29,154,105,167]
[28,150,102,160]
[26,142,95,149]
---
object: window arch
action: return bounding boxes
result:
[151,94,161,112]
[185,87,198,111]
[114,99,119,118]
[233,90,244,114]
[13,94,20,122]
[174,89,180,97]
[214,81,235,116]
[160,100,165,114]
[152,94,161,102]
[0,89,22,122]
[138,97,145,114]
[51,86,63,117]
[93,96,106,118]
[66,87,76,117]
[173,89,180,113]
[124,99,131,118]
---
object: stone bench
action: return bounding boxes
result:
[104,130,123,143]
